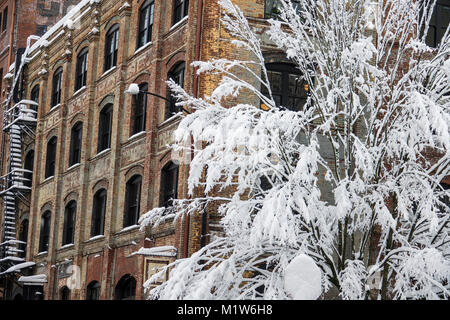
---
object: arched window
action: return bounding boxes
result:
[75,47,88,90]
[98,104,113,153]
[45,137,57,178]
[69,122,83,166]
[19,219,28,258]
[51,67,63,107]
[104,24,119,71]
[131,83,148,135]
[138,0,154,49]
[91,189,107,237]
[86,281,101,300]
[24,150,34,188]
[60,286,70,300]
[261,63,309,111]
[62,200,76,246]
[166,62,185,120]
[160,162,179,207]
[123,175,142,228]
[114,275,136,300]
[39,211,51,253]
[173,0,189,25]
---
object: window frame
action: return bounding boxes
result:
[424,0,450,47]
[131,83,148,135]
[86,281,101,300]
[104,24,119,72]
[123,175,142,228]
[45,137,57,178]
[165,62,185,120]
[39,211,51,253]
[51,67,63,108]
[114,275,136,300]
[75,47,89,91]
[261,62,309,111]
[24,150,34,188]
[18,219,29,258]
[69,122,83,166]
[62,200,77,246]
[30,84,40,113]
[2,7,7,32]
[160,162,179,208]
[137,0,155,49]
[91,189,107,237]
[172,0,189,25]
[97,104,113,153]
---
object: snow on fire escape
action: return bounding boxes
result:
[0,36,39,266]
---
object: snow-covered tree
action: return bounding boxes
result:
[140,0,450,300]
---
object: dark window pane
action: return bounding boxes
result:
[104,25,119,71]
[51,68,63,107]
[166,62,185,119]
[86,281,100,300]
[63,201,76,245]
[39,211,51,252]
[45,137,57,178]
[18,220,28,258]
[75,48,88,90]
[69,122,83,166]
[98,104,113,152]
[124,175,142,228]
[115,275,136,300]
[138,0,154,48]
[173,0,189,25]
[160,162,179,207]
[132,83,148,135]
[24,150,34,188]
[91,189,106,237]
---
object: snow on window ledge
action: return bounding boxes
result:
[100,66,117,79]
[48,103,60,114]
[117,224,140,234]
[85,235,105,243]
[36,251,48,257]
[66,163,81,172]
[170,15,188,32]
[94,148,111,158]
[159,112,183,127]
[59,243,74,250]
[42,176,54,183]
[72,86,86,97]
[128,131,146,141]
[134,41,152,56]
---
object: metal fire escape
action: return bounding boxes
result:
[0,37,38,270]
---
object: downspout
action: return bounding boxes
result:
[183,0,204,258]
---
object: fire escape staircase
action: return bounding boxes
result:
[0,100,37,266]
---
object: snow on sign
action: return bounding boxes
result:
[284,254,322,300]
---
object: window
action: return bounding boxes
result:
[60,286,70,300]
[114,275,136,300]
[69,122,83,166]
[62,200,76,246]
[138,0,154,49]
[104,24,119,71]
[45,137,57,178]
[123,175,142,228]
[424,0,450,47]
[39,211,51,253]
[86,281,101,300]
[30,84,40,113]
[264,0,301,19]
[160,162,179,207]
[2,7,7,31]
[131,83,148,135]
[261,63,309,111]
[173,0,189,25]
[166,62,185,119]
[18,219,28,258]
[24,150,34,188]
[91,189,107,237]
[97,104,113,153]
[51,67,63,107]
[75,47,88,91]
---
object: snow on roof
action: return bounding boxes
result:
[130,246,177,257]
[1,261,36,275]
[18,274,47,284]
[29,0,102,55]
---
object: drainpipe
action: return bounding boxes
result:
[183,0,204,258]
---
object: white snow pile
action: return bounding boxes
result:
[284,254,322,300]
[131,246,177,257]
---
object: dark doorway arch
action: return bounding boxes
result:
[114,274,136,300]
